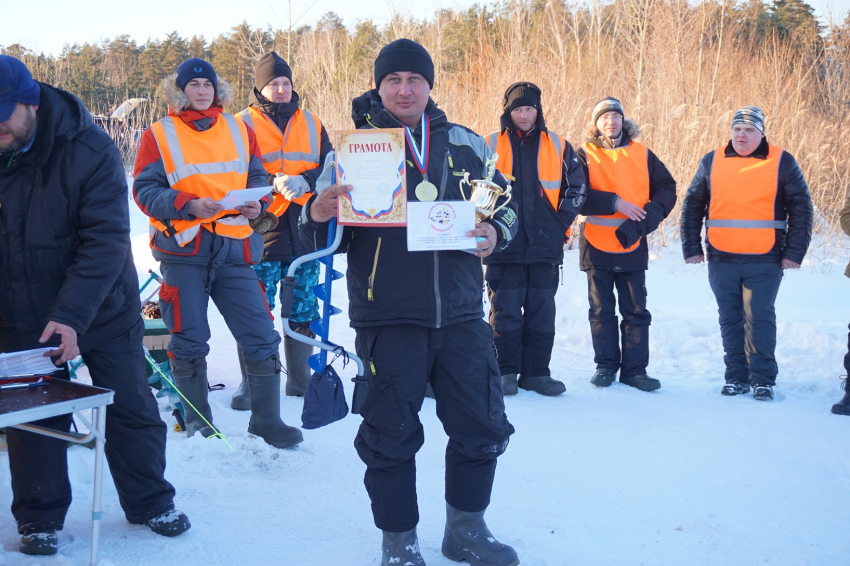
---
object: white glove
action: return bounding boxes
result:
[314,151,336,194]
[273,173,310,200]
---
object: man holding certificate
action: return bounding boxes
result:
[301,39,520,566]
[133,58,303,449]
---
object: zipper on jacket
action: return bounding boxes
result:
[433,149,451,328]
[367,237,382,301]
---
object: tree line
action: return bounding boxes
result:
[3,0,849,256]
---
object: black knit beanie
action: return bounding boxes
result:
[254,52,293,90]
[592,97,624,124]
[374,39,434,89]
[503,82,541,112]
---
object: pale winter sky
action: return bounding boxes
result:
[1,0,845,58]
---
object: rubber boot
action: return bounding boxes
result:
[442,503,519,566]
[502,373,518,396]
[170,358,216,438]
[518,374,566,396]
[230,343,251,411]
[284,333,314,397]
[832,379,850,415]
[590,368,617,387]
[619,374,661,392]
[246,355,304,448]
[382,528,426,566]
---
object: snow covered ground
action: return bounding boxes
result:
[0,195,847,565]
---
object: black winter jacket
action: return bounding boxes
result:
[483,110,586,266]
[247,89,333,262]
[680,138,813,264]
[0,84,140,353]
[300,90,518,329]
[576,125,677,272]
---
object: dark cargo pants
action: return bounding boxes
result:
[486,263,559,377]
[6,317,176,533]
[159,262,280,362]
[587,268,651,378]
[708,262,782,386]
[354,319,515,532]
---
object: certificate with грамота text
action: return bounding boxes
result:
[335,129,407,226]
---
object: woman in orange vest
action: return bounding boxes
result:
[576,97,677,392]
[229,52,332,409]
[681,106,813,401]
[133,58,303,448]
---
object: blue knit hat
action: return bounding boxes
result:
[176,58,217,93]
[0,55,41,122]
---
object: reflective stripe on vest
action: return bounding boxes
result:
[150,114,253,245]
[486,129,564,211]
[707,144,783,255]
[236,107,321,216]
[583,140,650,253]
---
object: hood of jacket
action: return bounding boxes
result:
[584,117,640,148]
[350,89,447,132]
[161,71,236,113]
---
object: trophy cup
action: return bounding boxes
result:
[459,153,512,222]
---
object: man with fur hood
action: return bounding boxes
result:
[0,55,189,556]
[300,38,520,566]
[133,58,303,448]
[229,51,333,408]
[484,81,587,397]
[576,97,677,392]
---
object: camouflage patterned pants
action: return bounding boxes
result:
[252,260,321,325]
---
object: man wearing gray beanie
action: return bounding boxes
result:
[576,97,677,393]
[681,105,813,401]
[301,38,520,566]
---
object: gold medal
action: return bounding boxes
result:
[415,180,438,202]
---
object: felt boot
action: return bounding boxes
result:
[441,503,519,566]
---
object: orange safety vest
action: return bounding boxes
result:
[583,141,650,253]
[487,129,564,211]
[707,144,784,255]
[149,114,253,246]
[237,107,322,216]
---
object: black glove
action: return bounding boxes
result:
[614,220,641,249]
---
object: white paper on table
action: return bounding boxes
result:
[406,201,477,251]
[214,186,273,209]
[0,348,61,377]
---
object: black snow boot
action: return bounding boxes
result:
[231,343,251,411]
[518,374,565,396]
[246,355,304,448]
[502,373,518,396]
[619,374,661,392]
[20,528,57,556]
[137,509,192,537]
[832,378,850,415]
[441,503,520,566]
[171,358,217,438]
[382,528,426,566]
[590,368,617,387]
[753,384,774,401]
[284,327,314,396]
[721,381,751,396]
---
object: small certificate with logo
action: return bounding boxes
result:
[406,201,477,251]
[335,129,407,226]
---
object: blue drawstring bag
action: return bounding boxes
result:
[301,365,349,429]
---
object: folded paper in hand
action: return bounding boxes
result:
[0,348,61,378]
[215,186,273,209]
